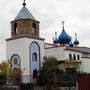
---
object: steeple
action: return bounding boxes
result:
[58,21,71,45]
[14,0,36,21]
[11,1,39,38]
[62,21,65,31]
[74,33,79,46]
[75,33,77,40]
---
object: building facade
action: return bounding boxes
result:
[6,2,90,84]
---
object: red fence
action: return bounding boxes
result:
[78,74,90,90]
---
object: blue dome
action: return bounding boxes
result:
[53,38,59,44]
[74,40,79,45]
[69,42,74,47]
[58,30,71,44]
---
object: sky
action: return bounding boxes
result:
[0,0,90,60]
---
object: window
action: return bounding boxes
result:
[32,23,36,34]
[10,54,21,68]
[33,69,38,79]
[32,52,37,61]
[73,54,76,60]
[77,54,80,60]
[69,53,72,60]
[13,23,17,33]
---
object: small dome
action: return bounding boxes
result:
[54,38,59,44]
[53,31,59,44]
[74,40,79,45]
[74,33,79,46]
[58,30,71,44]
[69,42,74,47]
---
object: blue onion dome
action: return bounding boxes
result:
[74,33,79,46]
[74,40,79,45]
[53,32,59,44]
[54,38,59,44]
[58,21,71,45]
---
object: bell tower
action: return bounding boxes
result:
[11,0,39,38]
[6,0,45,84]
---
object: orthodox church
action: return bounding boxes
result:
[6,1,90,84]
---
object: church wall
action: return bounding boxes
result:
[6,38,30,83]
[81,58,90,73]
[6,37,45,83]
[44,44,53,48]
[64,50,90,73]
[44,43,58,48]
[45,47,66,61]
[24,38,45,82]
[64,50,83,72]
[64,50,82,61]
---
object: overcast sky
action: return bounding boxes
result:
[0,0,90,60]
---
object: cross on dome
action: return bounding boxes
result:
[62,21,65,31]
[62,21,65,27]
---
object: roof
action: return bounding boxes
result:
[14,6,36,21]
[65,46,90,54]
[6,35,45,41]
[58,29,71,44]
[45,43,90,54]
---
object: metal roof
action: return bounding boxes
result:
[14,6,36,21]
[58,29,71,44]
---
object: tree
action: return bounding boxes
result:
[37,56,78,89]
[0,61,10,85]
[0,60,21,85]
[37,56,60,89]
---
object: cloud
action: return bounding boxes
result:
[0,0,90,59]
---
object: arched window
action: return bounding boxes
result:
[10,54,21,68]
[32,52,37,61]
[13,23,17,33]
[32,23,36,34]
[77,54,80,60]
[73,54,76,60]
[33,69,38,79]
[69,53,72,60]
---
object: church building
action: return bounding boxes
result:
[6,1,90,84]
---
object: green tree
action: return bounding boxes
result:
[37,56,60,89]
[0,60,21,85]
[0,61,10,85]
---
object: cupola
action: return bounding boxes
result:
[69,41,74,47]
[11,0,39,38]
[58,21,71,45]
[53,32,59,44]
[74,33,79,46]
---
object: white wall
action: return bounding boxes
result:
[6,37,45,83]
[45,46,66,61]
[64,50,82,61]
[81,58,90,73]
[64,50,83,72]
